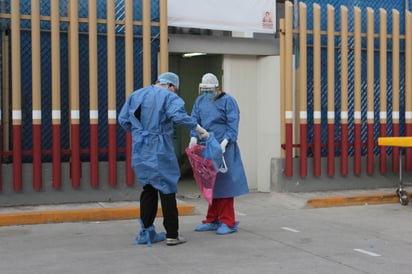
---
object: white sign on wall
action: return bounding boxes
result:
[168,0,276,34]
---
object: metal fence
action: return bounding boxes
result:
[0,0,169,193]
[280,0,412,177]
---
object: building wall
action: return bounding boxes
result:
[222,55,280,192]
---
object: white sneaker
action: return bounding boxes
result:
[166,236,186,246]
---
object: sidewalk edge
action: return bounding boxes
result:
[0,204,194,227]
[307,192,406,208]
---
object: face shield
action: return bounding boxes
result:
[199,83,218,99]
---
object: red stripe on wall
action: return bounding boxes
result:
[314,124,321,176]
[300,124,307,177]
[285,123,293,177]
[366,123,374,174]
[71,124,81,188]
[354,123,361,175]
[108,124,117,186]
[52,124,61,189]
[32,124,42,190]
[126,133,134,185]
[13,125,22,191]
[340,124,348,176]
[90,124,99,187]
[327,123,334,176]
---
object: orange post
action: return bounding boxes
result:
[366,8,374,174]
[313,4,321,177]
[124,0,135,185]
[327,5,335,177]
[379,9,388,174]
[353,7,362,175]
[89,0,99,187]
[392,10,400,173]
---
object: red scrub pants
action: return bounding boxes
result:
[203,197,235,227]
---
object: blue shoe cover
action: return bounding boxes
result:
[216,222,239,235]
[135,220,166,247]
[194,221,220,231]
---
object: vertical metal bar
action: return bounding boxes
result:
[69,0,81,188]
[327,4,335,177]
[51,0,62,188]
[340,6,349,176]
[159,0,168,72]
[284,2,293,177]
[299,2,307,177]
[379,8,388,174]
[124,0,134,185]
[107,0,117,186]
[280,18,285,159]
[31,0,42,190]
[392,9,400,173]
[366,8,374,174]
[89,0,99,187]
[11,0,22,191]
[353,7,362,175]
[313,4,321,177]
[405,11,412,171]
[143,0,151,86]
[2,27,9,164]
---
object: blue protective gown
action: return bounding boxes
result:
[118,85,198,194]
[190,92,249,198]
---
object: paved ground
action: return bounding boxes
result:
[1,181,412,273]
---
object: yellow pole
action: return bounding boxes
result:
[313,3,321,176]
[392,10,400,125]
[392,9,400,173]
[125,0,134,97]
[367,8,374,125]
[31,0,41,125]
[354,7,362,125]
[89,0,98,124]
[159,0,168,72]
[299,2,308,176]
[11,0,21,126]
[51,0,61,124]
[143,0,151,85]
[340,6,348,124]
[69,0,79,125]
[353,7,362,174]
[379,8,388,173]
[107,0,116,124]
[1,31,9,153]
[340,6,349,175]
[327,4,335,176]
[379,8,387,123]
[124,0,135,186]
[280,18,285,158]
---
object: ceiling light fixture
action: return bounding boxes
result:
[182,52,207,58]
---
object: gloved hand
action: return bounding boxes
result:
[220,139,228,153]
[195,125,209,140]
[188,137,198,149]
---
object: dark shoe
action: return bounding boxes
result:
[166,236,186,246]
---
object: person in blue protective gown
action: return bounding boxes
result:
[119,72,209,246]
[188,73,249,235]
